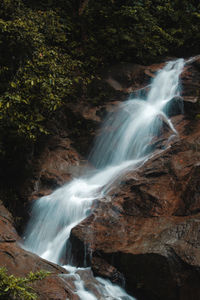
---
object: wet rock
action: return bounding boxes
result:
[0,202,77,300]
[71,213,200,300]
[91,256,125,286]
[1,56,200,299]
[69,56,200,299]
[105,56,200,117]
[181,57,200,115]
[17,56,200,217]
[76,268,104,299]
[70,108,200,299]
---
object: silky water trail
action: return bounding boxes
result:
[22,59,185,299]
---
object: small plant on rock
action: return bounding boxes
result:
[0,267,50,300]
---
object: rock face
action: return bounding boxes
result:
[1,56,200,299]
[0,201,134,300]
[0,200,78,300]
[70,57,200,300]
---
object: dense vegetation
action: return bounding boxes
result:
[0,0,199,178]
[0,267,49,300]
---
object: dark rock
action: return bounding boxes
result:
[105,56,200,118]
[91,256,125,286]
[70,106,200,299]
[71,213,200,300]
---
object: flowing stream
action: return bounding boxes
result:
[23,59,184,299]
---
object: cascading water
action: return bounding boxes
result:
[23,59,184,299]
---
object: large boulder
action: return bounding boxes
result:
[70,117,200,300]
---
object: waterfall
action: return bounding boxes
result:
[23,59,184,299]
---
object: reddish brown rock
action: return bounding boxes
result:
[70,108,200,299]
[68,56,200,300]
[91,256,125,286]
[30,136,83,200]
[0,201,78,300]
[1,56,200,299]
[105,56,200,115]
[71,206,200,300]
[1,201,128,300]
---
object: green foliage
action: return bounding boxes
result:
[81,0,200,65]
[0,267,50,300]
[0,2,90,145]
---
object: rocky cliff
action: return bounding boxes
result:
[0,57,199,299]
[70,57,200,300]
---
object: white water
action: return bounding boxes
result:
[23,59,184,299]
[89,60,183,168]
